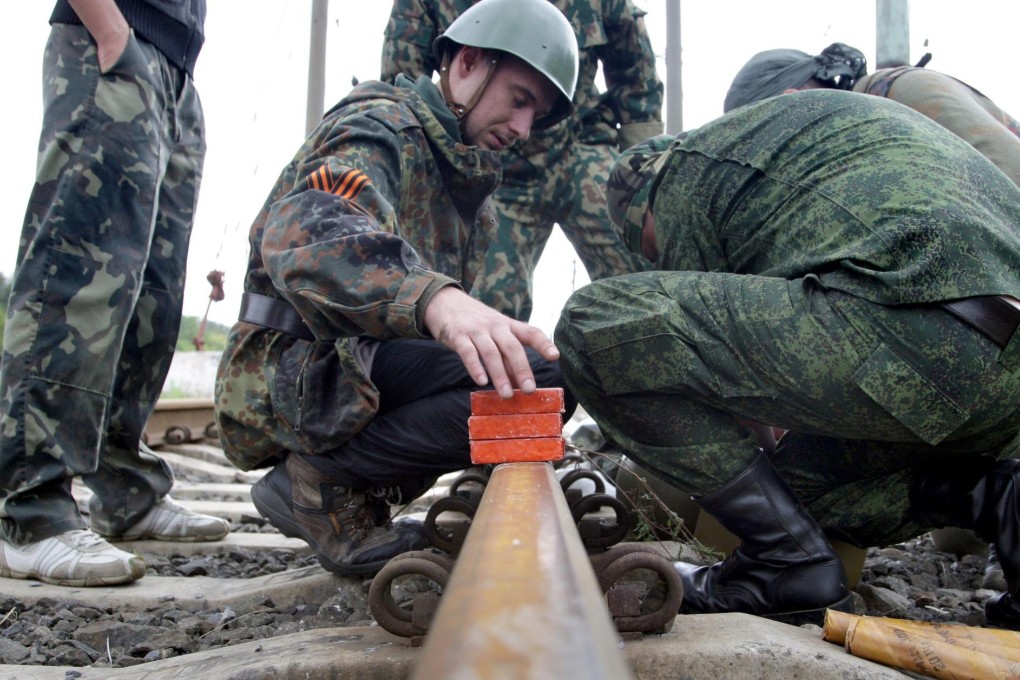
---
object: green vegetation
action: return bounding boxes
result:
[0,277,227,352]
[176,316,231,351]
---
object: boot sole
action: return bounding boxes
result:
[250,471,393,578]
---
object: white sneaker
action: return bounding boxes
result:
[0,529,146,587]
[109,496,230,542]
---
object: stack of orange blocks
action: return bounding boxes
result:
[468,388,566,464]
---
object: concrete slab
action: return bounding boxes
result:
[0,615,910,679]
[169,498,260,522]
[116,530,311,557]
[140,449,263,484]
[623,613,910,679]
[69,484,258,522]
[156,442,233,466]
[1,565,345,611]
[167,480,253,502]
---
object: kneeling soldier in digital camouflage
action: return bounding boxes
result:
[555,90,1020,628]
[214,0,579,577]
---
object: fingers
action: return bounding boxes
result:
[514,323,560,362]
[454,319,552,398]
[442,320,516,396]
[486,321,563,396]
[424,287,558,398]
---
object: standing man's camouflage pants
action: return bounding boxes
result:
[556,271,1020,548]
[0,24,206,544]
[471,141,649,321]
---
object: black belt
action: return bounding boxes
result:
[942,296,1020,349]
[238,292,315,341]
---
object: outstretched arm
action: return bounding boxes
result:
[424,286,559,398]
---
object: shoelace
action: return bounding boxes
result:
[66,529,108,549]
[367,486,404,506]
[153,496,197,515]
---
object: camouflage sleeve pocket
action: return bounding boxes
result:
[852,344,969,446]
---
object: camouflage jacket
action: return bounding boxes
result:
[650,90,1020,304]
[381,0,663,174]
[854,66,1020,138]
[853,66,1020,187]
[215,75,501,470]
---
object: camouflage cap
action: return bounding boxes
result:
[607,134,674,253]
[724,43,867,112]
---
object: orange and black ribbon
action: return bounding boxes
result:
[307,165,370,201]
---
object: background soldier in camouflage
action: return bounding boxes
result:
[724,42,1020,185]
[0,0,228,588]
[555,90,1020,627]
[382,0,663,321]
[216,0,579,578]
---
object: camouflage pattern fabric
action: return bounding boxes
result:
[0,24,206,543]
[604,133,674,252]
[556,90,1020,549]
[382,0,662,320]
[215,75,503,472]
[854,66,1020,186]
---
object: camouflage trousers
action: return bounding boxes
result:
[471,141,649,321]
[556,271,1020,548]
[0,25,206,543]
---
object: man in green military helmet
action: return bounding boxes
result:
[216,0,579,578]
[382,0,663,322]
[555,90,1020,628]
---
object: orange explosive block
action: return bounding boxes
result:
[469,388,565,416]
[469,388,565,464]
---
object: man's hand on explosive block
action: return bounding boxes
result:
[424,286,560,399]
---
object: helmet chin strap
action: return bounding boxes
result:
[439,50,500,134]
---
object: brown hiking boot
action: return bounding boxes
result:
[251,455,428,577]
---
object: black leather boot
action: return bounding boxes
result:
[910,458,1020,629]
[675,451,852,626]
[251,455,428,577]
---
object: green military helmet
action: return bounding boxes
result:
[434,0,579,130]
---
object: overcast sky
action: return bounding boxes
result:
[3,1,1018,338]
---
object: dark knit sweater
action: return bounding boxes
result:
[50,0,206,76]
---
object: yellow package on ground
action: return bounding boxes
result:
[821,610,1020,679]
